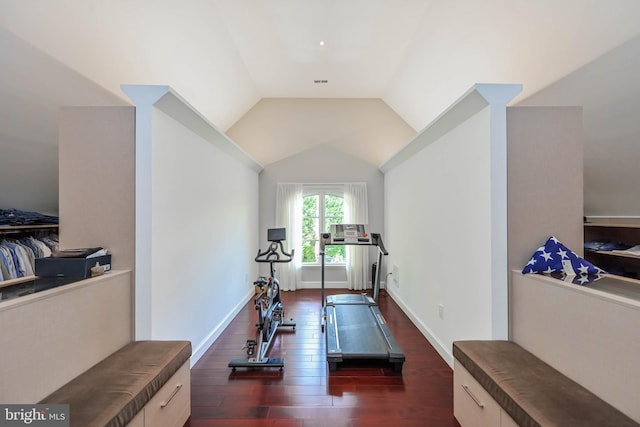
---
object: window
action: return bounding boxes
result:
[302,190,345,264]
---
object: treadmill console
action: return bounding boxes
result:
[328,224,371,244]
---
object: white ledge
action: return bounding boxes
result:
[121,84,263,173]
[380,83,522,172]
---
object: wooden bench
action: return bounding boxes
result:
[453,340,638,427]
[39,340,191,427]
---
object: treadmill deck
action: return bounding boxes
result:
[325,302,405,371]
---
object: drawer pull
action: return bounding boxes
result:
[462,384,485,408]
[160,383,183,409]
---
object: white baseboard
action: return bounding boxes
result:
[190,287,254,366]
[385,287,454,368]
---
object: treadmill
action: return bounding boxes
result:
[321,224,405,372]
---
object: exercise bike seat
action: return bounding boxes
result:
[254,277,269,287]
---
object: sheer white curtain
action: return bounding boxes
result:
[276,183,303,291]
[344,183,369,290]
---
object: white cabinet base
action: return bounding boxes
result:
[453,359,516,427]
[126,361,191,427]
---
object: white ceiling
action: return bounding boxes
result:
[215,0,640,134]
[1,0,640,165]
[214,0,429,98]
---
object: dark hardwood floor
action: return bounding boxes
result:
[185,288,461,427]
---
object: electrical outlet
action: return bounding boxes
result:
[438,304,445,320]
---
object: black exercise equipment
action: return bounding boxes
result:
[229,228,296,371]
[321,224,405,372]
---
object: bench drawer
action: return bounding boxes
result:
[454,358,502,427]
[143,361,190,427]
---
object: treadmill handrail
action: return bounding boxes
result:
[320,230,388,309]
[371,233,388,255]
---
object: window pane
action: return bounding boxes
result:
[303,217,318,241]
[302,194,319,264]
[301,191,345,264]
[324,194,344,217]
[324,216,343,233]
[325,245,346,264]
[324,194,344,235]
[303,195,319,217]
[302,240,317,263]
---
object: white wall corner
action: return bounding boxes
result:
[121,84,171,107]
[475,83,523,340]
[475,82,522,340]
[120,85,167,340]
[473,83,523,106]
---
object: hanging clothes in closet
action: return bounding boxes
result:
[0,234,59,281]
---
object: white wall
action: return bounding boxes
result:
[259,144,385,287]
[384,107,494,363]
[123,86,261,363]
[150,107,259,349]
[382,84,522,365]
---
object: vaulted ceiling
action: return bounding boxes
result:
[1,0,640,166]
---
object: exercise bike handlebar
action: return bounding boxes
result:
[255,240,295,263]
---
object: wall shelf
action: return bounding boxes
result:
[584,223,640,229]
[586,249,640,261]
[584,218,640,279]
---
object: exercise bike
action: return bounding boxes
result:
[229,228,296,371]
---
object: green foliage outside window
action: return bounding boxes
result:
[302,193,346,263]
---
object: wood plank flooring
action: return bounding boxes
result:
[185,289,461,427]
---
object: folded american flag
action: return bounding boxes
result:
[522,236,606,276]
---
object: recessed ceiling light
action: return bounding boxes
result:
[319,41,325,47]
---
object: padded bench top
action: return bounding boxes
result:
[453,340,638,427]
[39,340,191,427]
